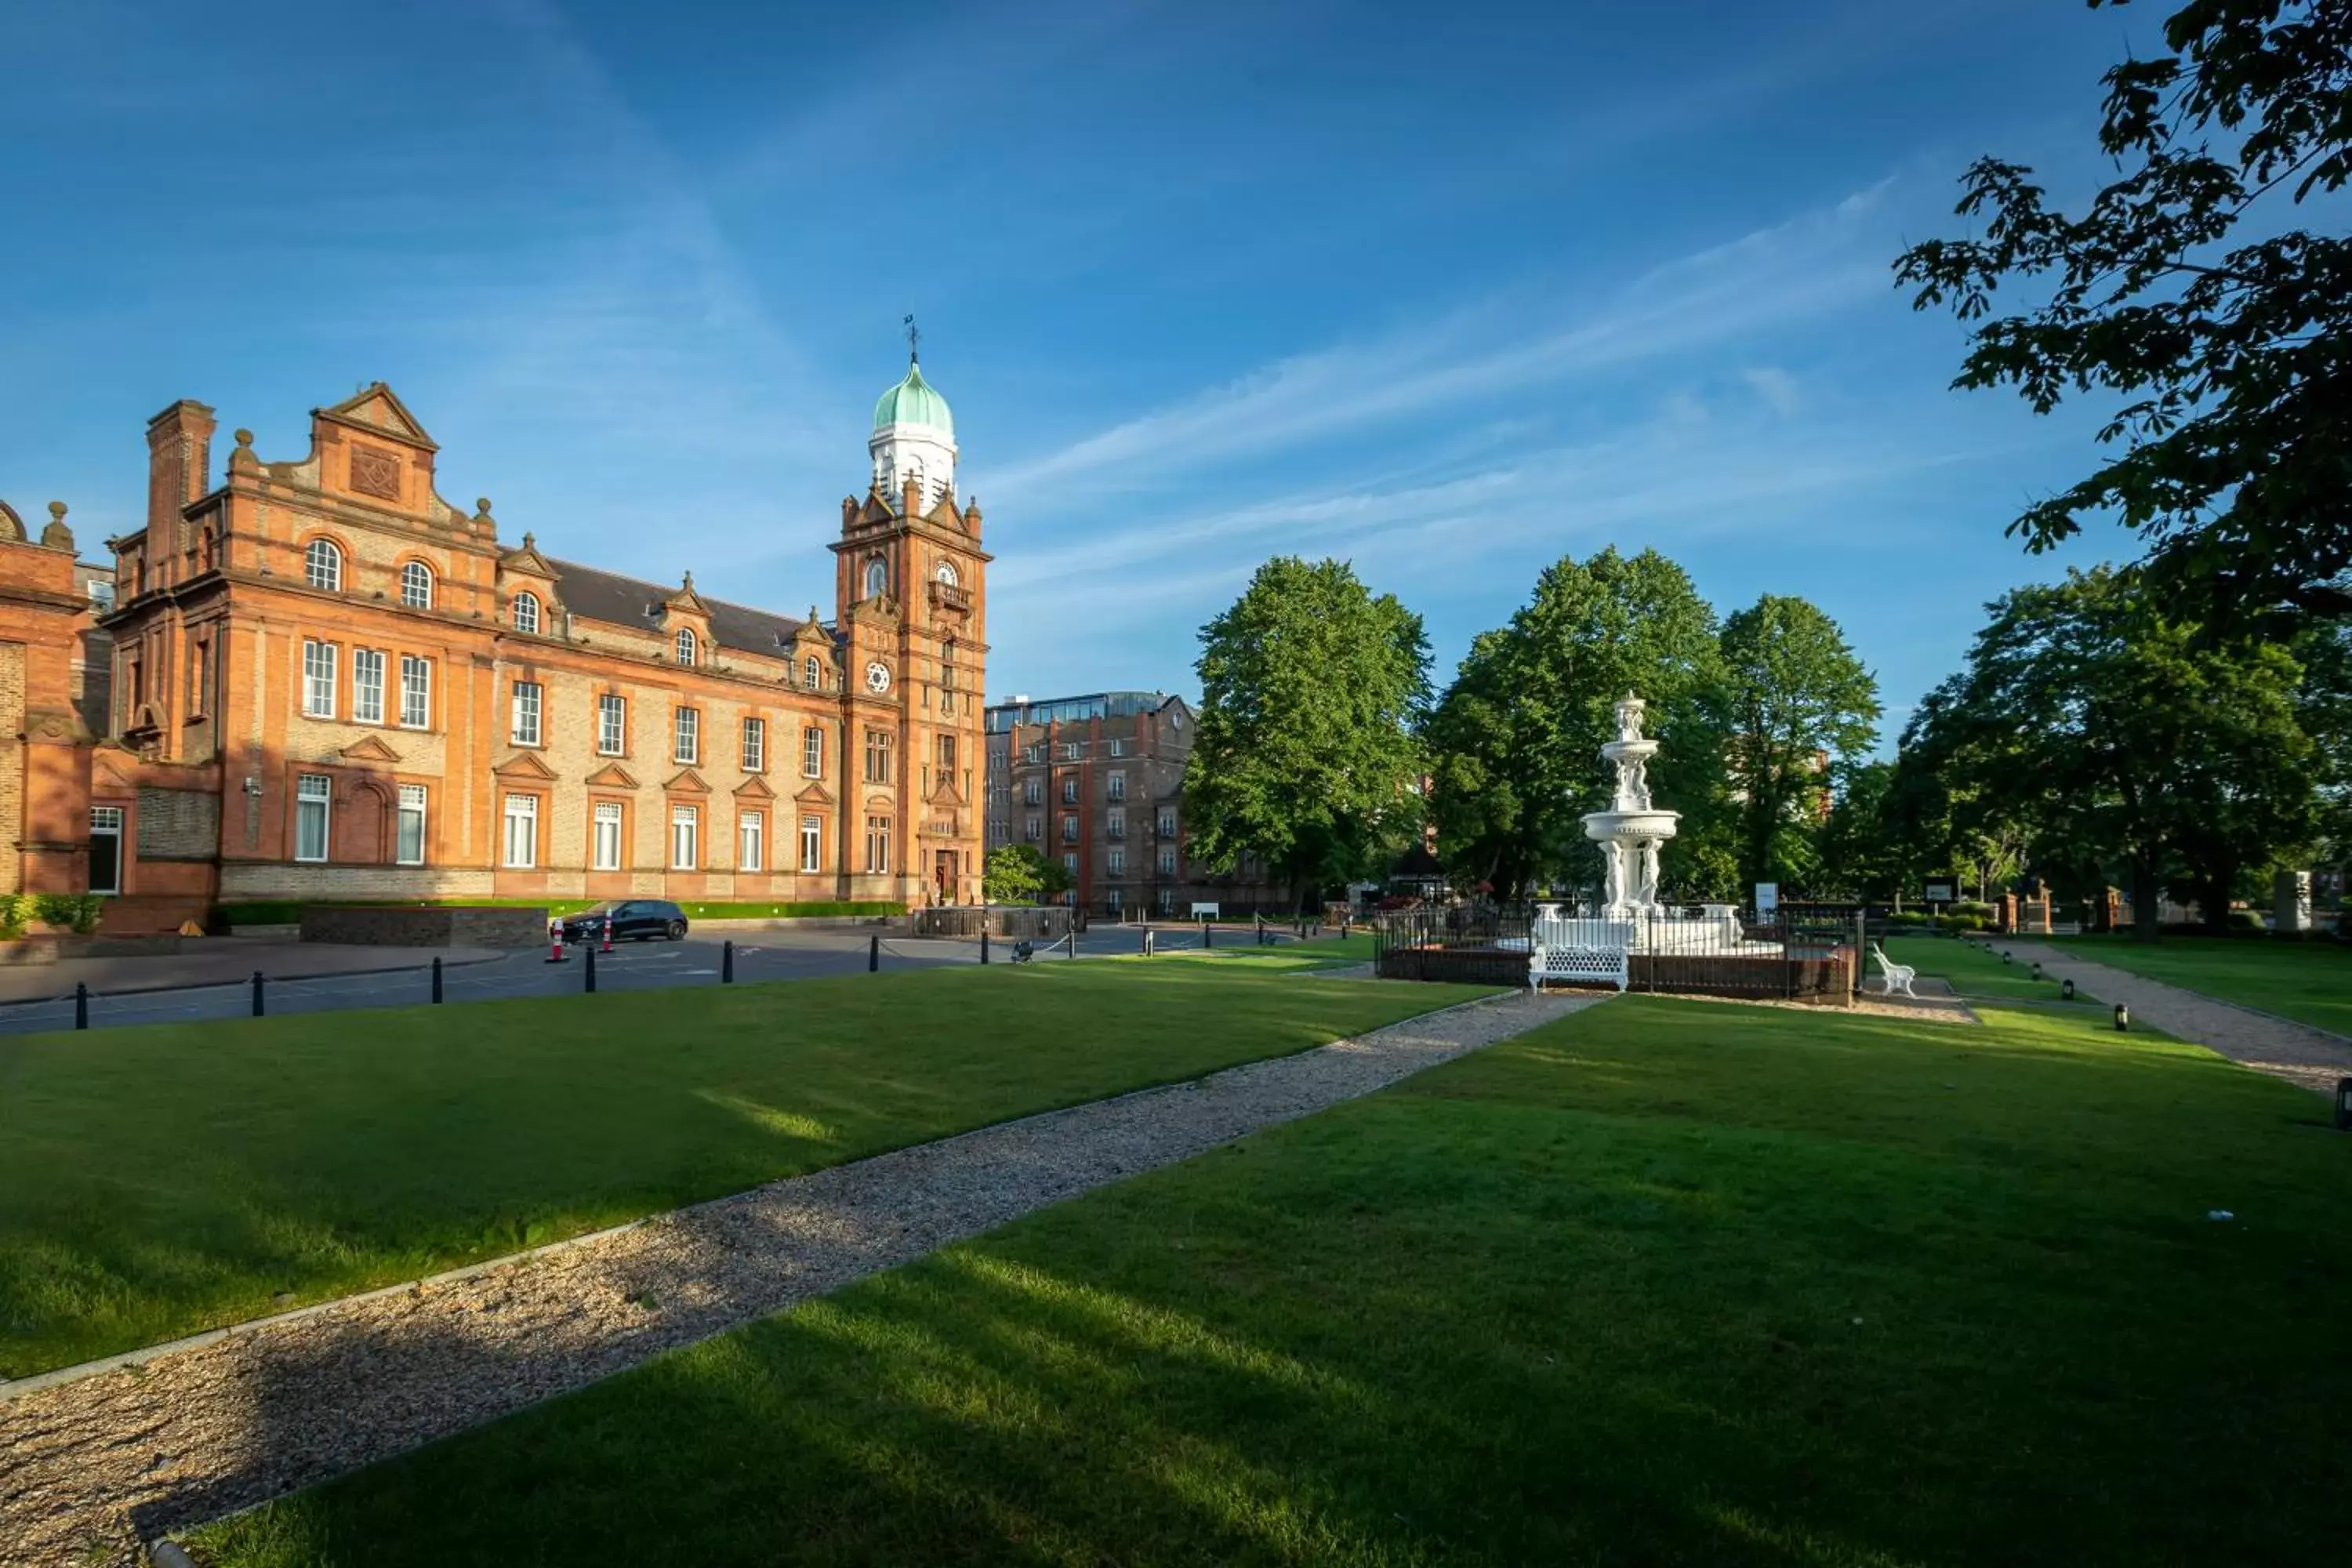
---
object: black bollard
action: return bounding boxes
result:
[981,927,990,964]
[431,956,444,1004]
[252,970,265,1018]
[2114,1002,2130,1033]
[722,939,735,984]
[586,940,597,994]
[74,982,88,1030]
[1065,931,1075,960]
[1203,920,1214,950]
[869,932,880,972]
[1144,927,1156,957]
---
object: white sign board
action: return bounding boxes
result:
[1754,883,1779,924]
[1190,902,1221,920]
[1923,879,1958,906]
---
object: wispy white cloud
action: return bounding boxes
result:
[1740,366,1803,418]
[982,180,1898,506]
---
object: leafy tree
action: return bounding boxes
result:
[982,843,1066,905]
[1816,760,1905,902]
[1906,566,2319,937]
[1895,0,2352,620]
[1184,557,1431,910]
[1715,595,1882,892]
[1422,548,1726,902]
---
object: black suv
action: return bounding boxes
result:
[560,900,689,944]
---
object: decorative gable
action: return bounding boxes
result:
[492,750,557,781]
[339,735,403,764]
[321,383,437,451]
[733,775,776,800]
[585,761,639,789]
[664,768,711,795]
[794,780,837,807]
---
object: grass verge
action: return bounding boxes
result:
[191,995,2352,1566]
[1884,933,2100,1004]
[0,964,1489,1377]
[2045,933,2352,1036]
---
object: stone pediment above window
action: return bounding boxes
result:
[734,775,776,800]
[794,780,837,807]
[926,773,965,807]
[498,532,559,581]
[664,768,711,795]
[339,735,403,764]
[492,750,557,781]
[584,761,638,789]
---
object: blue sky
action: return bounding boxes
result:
[2,0,2160,742]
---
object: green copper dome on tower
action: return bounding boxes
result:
[872,361,953,435]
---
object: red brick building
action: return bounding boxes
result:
[2,359,989,929]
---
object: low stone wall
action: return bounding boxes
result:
[299,906,549,949]
[1376,942,1856,1004]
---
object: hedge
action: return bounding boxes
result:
[219,898,902,926]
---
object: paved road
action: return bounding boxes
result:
[0,923,1319,1038]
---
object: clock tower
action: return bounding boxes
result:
[833,345,989,905]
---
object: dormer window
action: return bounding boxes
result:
[803,654,820,690]
[401,561,434,609]
[676,627,697,666]
[305,538,343,592]
[512,591,541,634]
[863,557,887,600]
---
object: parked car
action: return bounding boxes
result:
[559,900,688,944]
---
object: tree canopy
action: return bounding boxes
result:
[1421,548,1723,901]
[1715,595,1882,891]
[1902,566,2319,935]
[1183,557,1430,907]
[1895,0,2352,620]
[982,843,1069,906]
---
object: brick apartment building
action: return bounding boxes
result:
[984,691,1278,916]
[0,357,990,929]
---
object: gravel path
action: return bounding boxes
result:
[1999,941,2352,1094]
[0,990,1596,1566]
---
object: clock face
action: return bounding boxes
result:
[865,660,891,694]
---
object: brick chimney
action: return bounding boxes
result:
[146,399,217,538]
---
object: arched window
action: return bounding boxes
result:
[305,538,343,591]
[512,591,541,634]
[935,559,959,588]
[803,654,820,690]
[401,561,434,609]
[863,557,887,599]
[675,627,696,666]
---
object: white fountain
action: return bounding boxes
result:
[1584,691,1679,918]
[1522,691,1762,956]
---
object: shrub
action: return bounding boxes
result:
[2227,909,2267,932]
[0,892,31,941]
[34,892,107,935]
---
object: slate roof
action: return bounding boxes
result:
[548,558,824,655]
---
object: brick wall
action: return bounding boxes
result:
[220,862,497,901]
[0,642,21,895]
[299,903,546,948]
[136,787,220,858]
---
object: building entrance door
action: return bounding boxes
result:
[89,806,124,895]
[935,849,956,903]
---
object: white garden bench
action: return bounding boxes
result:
[1528,942,1628,994]
[1868,942,1918,999]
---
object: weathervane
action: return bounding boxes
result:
[903,313,920,365]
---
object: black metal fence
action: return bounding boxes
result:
[912,906,1073,941]
[1372,902,1866,1004]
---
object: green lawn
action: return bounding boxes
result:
[2046,934,2352,1036]
[0,965,1488,1377]
[1884,933,2100,1003]
[191,996,2352,1567]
